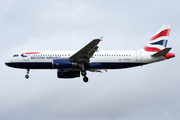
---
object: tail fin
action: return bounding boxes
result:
[144,25,171,52]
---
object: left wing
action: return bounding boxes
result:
[69,38,102,63]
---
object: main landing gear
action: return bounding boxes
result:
[79,62,89,83]
[25,69,30,79]
[81,70,88,83]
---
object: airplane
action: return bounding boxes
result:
[5,25,175,83]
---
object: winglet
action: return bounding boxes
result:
[97,36,104,41]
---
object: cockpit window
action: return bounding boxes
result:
[13,54,19,57]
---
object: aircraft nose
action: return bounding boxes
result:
[5,60,12,67]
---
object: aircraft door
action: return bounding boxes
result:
[23,54,29,61]
[136,51,142,61]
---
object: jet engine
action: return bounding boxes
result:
[53,59,77,68]
[57,70,80,78]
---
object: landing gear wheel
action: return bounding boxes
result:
[83,76,88,83]
[25,75,29,79]
[25,69,30,79]
[81,70,87,76]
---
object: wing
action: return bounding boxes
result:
[69,38,102,63]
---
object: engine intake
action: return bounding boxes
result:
[53,59,77,68]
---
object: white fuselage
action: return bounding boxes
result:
[5,50,165,70]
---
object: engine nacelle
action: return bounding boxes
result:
[53,59,77,69]
[57,70,80,78]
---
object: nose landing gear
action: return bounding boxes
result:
[25,69,30,79]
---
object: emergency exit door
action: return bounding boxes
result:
[136,51,142,61]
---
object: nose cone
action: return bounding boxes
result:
[5,60,13,67]
[5,60,11,67]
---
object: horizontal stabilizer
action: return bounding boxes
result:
[152,48,172,57]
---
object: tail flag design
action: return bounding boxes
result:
[144,25,171,52]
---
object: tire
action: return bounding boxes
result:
[83,76,88,83]
[81,70,87,76]
[25,75,29,79]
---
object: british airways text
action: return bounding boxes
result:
[31,56,61,59]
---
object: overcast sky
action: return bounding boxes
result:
[0,0,180,120]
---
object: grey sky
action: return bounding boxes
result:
[0,0,180,120]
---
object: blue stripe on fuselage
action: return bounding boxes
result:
[5,62,53,69]
[6,62,146,69]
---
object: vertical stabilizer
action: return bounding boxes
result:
[144,25,171,52]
